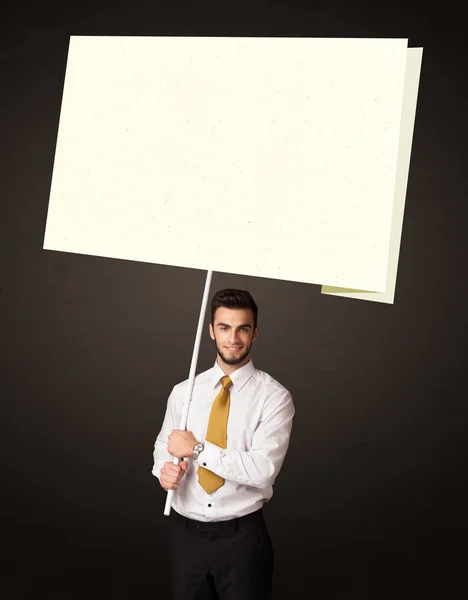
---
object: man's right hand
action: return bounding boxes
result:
[160,460,188,491]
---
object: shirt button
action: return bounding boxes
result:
[208,504,212,507]
[203,463,207,466]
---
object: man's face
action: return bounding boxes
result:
[209,307,258,368]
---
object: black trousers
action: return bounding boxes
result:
[169,508,274,600]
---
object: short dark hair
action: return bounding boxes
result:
[211,289,258,329]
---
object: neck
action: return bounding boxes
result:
[217,354,251,376]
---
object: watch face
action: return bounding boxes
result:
[193,443,203,456]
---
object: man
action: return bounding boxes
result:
[152,288,294,599]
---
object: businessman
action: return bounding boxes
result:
[153,288,294,599]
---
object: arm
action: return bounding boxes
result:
[197,390,294,489]
[152,388,179,482]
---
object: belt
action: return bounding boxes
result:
[172,508,263,538]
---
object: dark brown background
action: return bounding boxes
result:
[2,1,467,598]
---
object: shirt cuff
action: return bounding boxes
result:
[197,440,222,470]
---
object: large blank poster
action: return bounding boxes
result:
[44,37,409,293]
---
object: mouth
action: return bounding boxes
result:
[225,346,242,352]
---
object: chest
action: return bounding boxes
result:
[186,389,263,450]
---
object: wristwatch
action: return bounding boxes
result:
[192,442,205,460]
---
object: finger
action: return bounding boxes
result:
[165,464,183,476]
[162,472,180,489]
[162,471,179,483]
[162,479,178,490]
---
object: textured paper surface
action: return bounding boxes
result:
[321,47,423,303]
[44,36,409,292]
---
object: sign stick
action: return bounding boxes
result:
[164,269,213,516]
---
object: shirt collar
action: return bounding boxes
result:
[211,358,255,392]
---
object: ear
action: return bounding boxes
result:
[252,327,259,342]
[209,323,215,340]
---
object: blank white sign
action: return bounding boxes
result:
[44,36,410,293]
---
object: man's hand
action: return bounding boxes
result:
[160,460,188,491]
[168,429,198,459]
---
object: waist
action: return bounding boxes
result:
[172,507,264,533]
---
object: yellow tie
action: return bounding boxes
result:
[197,375,233,494]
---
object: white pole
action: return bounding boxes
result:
[164,269,213,516]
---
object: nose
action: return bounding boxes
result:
[228,331,240,344]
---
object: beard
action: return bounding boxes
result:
[213,337,253,366]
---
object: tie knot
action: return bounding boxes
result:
[220,375,232,389]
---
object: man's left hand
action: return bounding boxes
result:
[168,429,198,459]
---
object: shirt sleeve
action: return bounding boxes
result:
[152,387,179,481]
[196,389,295,489]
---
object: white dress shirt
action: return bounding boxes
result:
[152,359,294,522]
